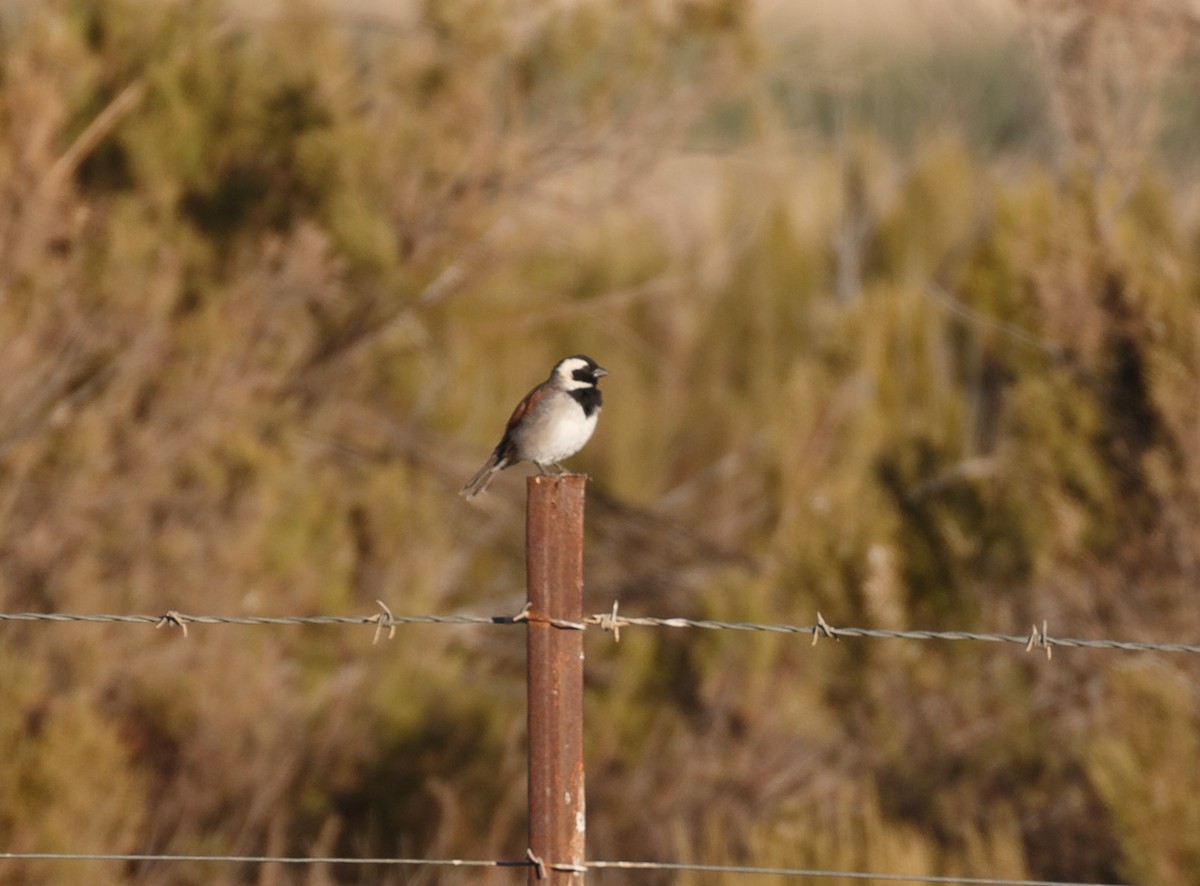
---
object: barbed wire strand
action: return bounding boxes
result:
[588,611,1200,657]
[0,851,1133,885]
[0,607,1172,886]
[0,851,523,869]
[0,611,497,628]
[580,854,1123,883]
[3,606,1200,656]
[581,860,1123,886]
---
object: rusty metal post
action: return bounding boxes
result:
[526,474,587,884]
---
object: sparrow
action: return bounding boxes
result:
[460,355,607,498]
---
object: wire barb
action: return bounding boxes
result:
[591,600,622,642]
[1026,620,1052,660]
[525,848,547,880]
[155,611,188,638]
[812,611,836,646]
[370,600,397,644]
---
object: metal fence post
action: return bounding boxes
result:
[526,475,587,884]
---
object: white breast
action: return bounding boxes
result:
[540,409,598,463]
[516,397,599,465]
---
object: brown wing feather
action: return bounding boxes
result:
[459,382,549,498]
[502,383,548,437]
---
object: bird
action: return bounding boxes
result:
[460,354,607,498]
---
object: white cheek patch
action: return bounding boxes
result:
[555,358,597,389]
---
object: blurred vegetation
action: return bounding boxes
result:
[1,0,1200,884]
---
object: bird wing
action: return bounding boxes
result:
[502,384,548,436]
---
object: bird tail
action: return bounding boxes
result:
[460,452,507,498]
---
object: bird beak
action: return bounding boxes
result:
[593,366,608,378]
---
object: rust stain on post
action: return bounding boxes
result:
[527,474,587,884]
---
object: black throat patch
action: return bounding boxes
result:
[568,387,602,417]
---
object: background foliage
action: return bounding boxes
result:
[2,0,1200,883]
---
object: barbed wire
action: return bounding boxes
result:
[590,610,1200,658]
[2,604,1199,657]
[0,604,509,642]
[580,859,1126,885]
[0,850,1134,885]
[1,605,1179,886]
[0,850,525,870]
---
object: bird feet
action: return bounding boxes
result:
[534,463,589,479]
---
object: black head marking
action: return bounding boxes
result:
[560,354,607,386]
